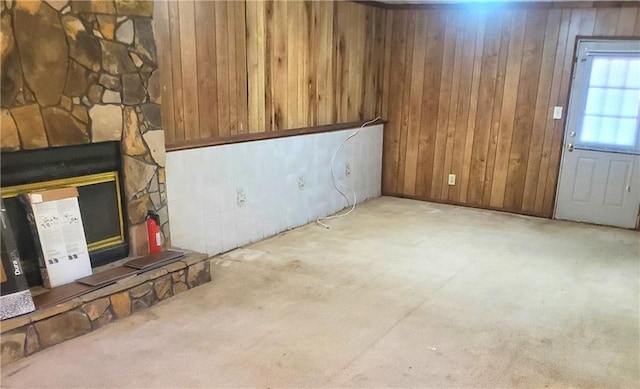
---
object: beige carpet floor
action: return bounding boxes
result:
[2,197,638,387]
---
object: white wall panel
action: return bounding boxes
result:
[165,125,383,255]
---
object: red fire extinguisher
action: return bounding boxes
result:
[146,211,162,254]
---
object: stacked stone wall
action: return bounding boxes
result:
[0,0,169,251]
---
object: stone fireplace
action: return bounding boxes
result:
[0,0,169,282]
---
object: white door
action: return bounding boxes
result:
[555,40,640,229]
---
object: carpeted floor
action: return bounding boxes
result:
[2,197,638,387]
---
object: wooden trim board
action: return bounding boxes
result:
[383,191,552,219]
[166,119,386,152]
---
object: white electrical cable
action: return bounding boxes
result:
[316,116,381,229]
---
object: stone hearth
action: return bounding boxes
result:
[0,252,211,366]
[0,0,169,255]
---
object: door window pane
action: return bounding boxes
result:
[608,58,628,88]
[626,63,640,88]
[615,118,637,146]
[578,55,640,152]
[581,116,600,143]
[597,117,618,144]
[584,88,605,115]
[620,89,639,117]
[589,58,610,86]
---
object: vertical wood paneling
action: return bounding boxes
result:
[440,11,474,198]
[430,11,457,199]
[466,11,502,205]
[256,2,267,132]
[457,11,485,204]
[615,8,637,35]
[334,3,348,123]
[213,1,231,137]
[299,2,311,127]
[363,6,384,120]
[304,1,316,126]
[246,0,260,134]
[489,9,527,209]
[285,0,297,129]
[381,5,640,217]
[235,2,248,134]
[382,11,409,194]
[415,11,444,199]
[226,1,239,135]
[402,12,428,196]
[264,1,274,131]
[245,1,380,132]
[177,0,198,140]
[481,16,511,207]
[166,1,184,141]
[314,1,335,125]
[154,1,638,218]
[533,9,572,214]
[594,8,619,35]
[449,11,481,202]
[381,9,394,120]
[503,9,546,211]
[521,9,562,213]
[195,0,218,139]
[157,0,383,144]
[155,0,262,142]
[153,0,174,144]
[395,11,416,194]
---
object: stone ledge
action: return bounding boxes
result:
[0,251,211,366]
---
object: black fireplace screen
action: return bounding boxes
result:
[0,142,128,286]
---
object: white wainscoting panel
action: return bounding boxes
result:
[165,124,383,255]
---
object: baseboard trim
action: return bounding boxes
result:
[382,192,552,219]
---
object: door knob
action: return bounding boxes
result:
[569,131,576,137]
[567,143,574,152]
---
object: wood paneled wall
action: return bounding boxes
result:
[154,1,639,217]
[381,5,640,217]
[154,0,248,144]
[154,0,386,146]
[247,1,386,131]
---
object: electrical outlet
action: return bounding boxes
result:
[236,188,246,207]
[345,163,351,177]
[298,175,306,190]
[448,174,456,186]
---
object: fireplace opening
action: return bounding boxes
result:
[1,142,129,287]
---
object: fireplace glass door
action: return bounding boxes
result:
[1,172,126,286]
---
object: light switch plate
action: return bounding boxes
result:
[553,106,563,120]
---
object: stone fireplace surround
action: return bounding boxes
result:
[0,0,218,367]
[0,0,169,259]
